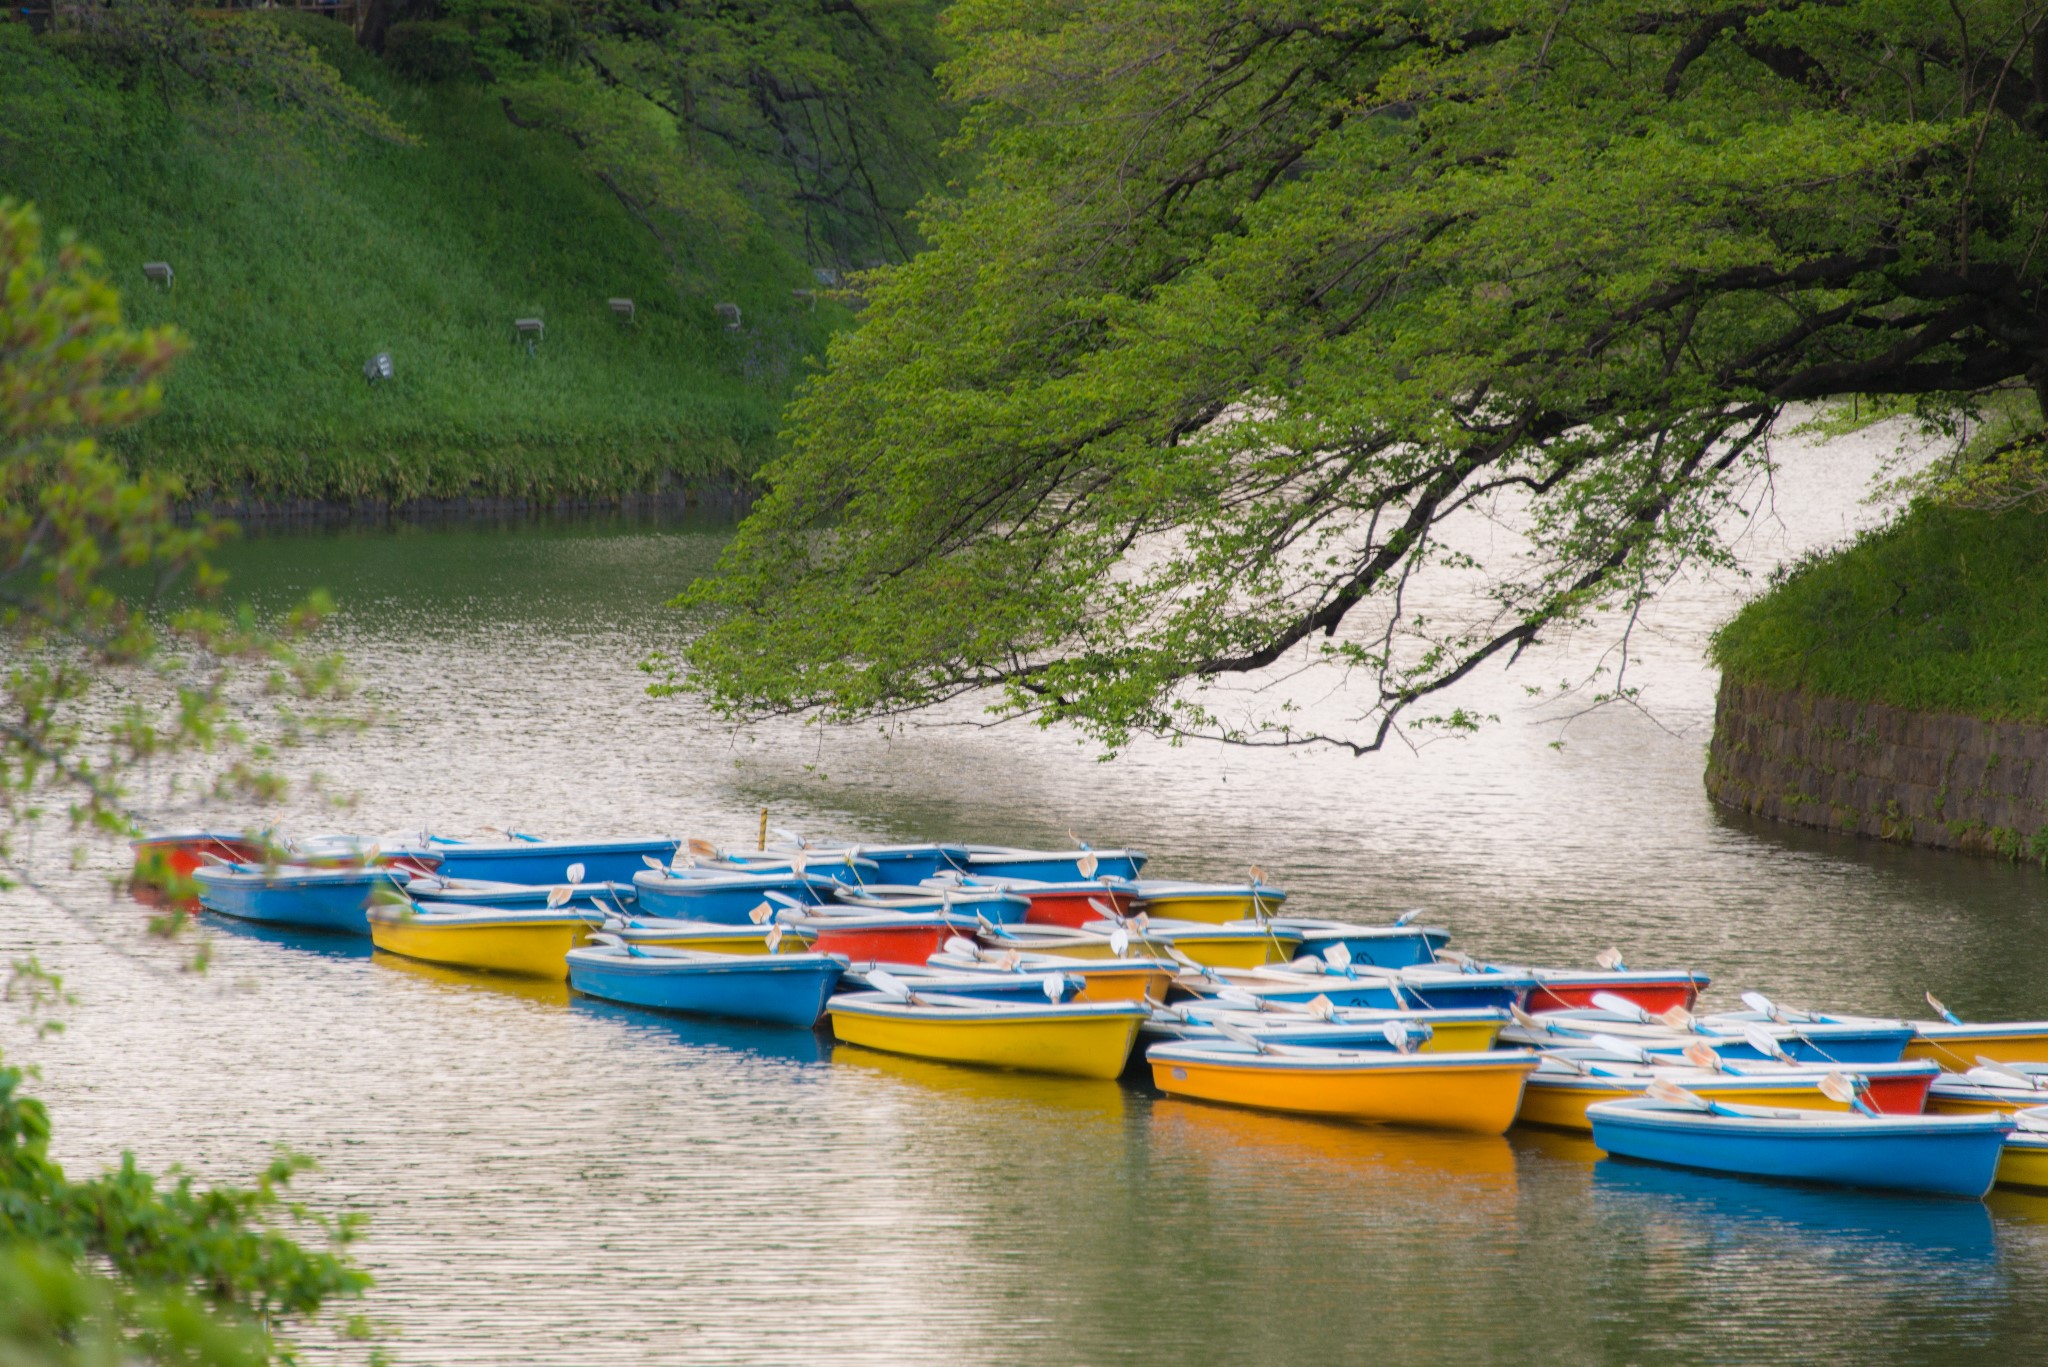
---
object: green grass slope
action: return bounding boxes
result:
[0,17,838,502]
[1713,502,2048,722]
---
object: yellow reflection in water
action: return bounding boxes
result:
[372,949,573,1007]
[1149,1095,1519,1199]
[830,1041,1129,1122]
[1510,1123,1605,1167]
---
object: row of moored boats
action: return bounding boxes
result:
[140,827,2048,1201]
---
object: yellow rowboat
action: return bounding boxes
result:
[605,916,814,957]
[989,919,1299,968]
[826,992,1147,1079]
[1903,1021,2048,1067]
[368,904,596,979]
[1999,1113,2048,1190]
[1129,881,1286,924]
[924,948,1176,1004]
[1147,1042,1539,1134]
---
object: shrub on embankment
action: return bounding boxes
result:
[1712,501,2048,725]
[0,15,839,503]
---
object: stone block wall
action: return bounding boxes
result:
[1706,676,2048,860]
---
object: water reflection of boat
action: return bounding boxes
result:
[200,911,376,959]
[370,950,572,1007]
[1155,1098,1523,1188]
[1592,1157,1998,1261]
[568,995,830,1065]
[832,1040,1130,1121]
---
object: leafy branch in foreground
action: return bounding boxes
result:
[1,198,356,853]
[0,1049,369,1367]
[1,197,370,1359]
[671,0,2048,756]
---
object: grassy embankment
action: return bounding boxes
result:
[1712,502,2048,723]
[0,17,839,503]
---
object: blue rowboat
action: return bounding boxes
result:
[1154,1018,1438,1052]
[732,843,968,884]
[1515,1009,1915,1064]
[699,852,882,886]
[404,877,636,913]
[1271,917,1450,969]
[1191,963,1534,1012]
[566,943,848,1028]
[631,868,837,923]
[833,885,1033,925]
[962,846,1147,882]
[1586,1097,2014,1198]
[194,864,410,935]
[840,964,1076,1002]
[425,835,680,883]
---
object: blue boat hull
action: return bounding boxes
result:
[854,849,965,883]
[431,838,680,883]
[567,955,845,1028]
[1589,1112,2009,1198]
[633,878,827,924]
[1246,977,1522,1011]
[970,853,1145,881]
[425,884,636,913]
[1295,930,1449,969]
[196,874,400,935]
[1643,1034,1910,1065]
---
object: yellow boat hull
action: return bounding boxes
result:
[1998,1139,2048,1190]
[1139,895,1268,924]
[1928,1092,2048,1116]
[1151,1054,1535,1134]
[1058,964,1175,1004]
[1517,1076,1847,1132]
[1417,1019,1506,1054]
[1155,935,1299,968]
[627,928,799,956]
[828,1009,1142,1080]
[1908,1031,2048,1067]
[370,917,591,980]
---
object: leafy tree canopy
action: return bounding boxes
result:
[673,0,2048,754]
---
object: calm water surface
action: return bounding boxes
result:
[7,433,2048,1364]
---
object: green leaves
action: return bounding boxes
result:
[0,1062,366,1365]
[676,0,2048,754]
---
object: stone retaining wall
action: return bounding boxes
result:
[1706,676,2048,860]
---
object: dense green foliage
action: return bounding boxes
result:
[0,0,949,501]
[679,0,2048,755]
[0,199,368,1362]
[1713,504,2048,722]
[0,1058,369,1366]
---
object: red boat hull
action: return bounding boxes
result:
[806,922,963,966]
[1527,979,1703,1015]
[1861,1070,1937,1115]
[1023,887,1140,929]
[131,835,267,880]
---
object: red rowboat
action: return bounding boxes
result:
[1521,971,1708,1015]
[130,832,268,880]
[942,877,1140,929]
[799,912,982,966]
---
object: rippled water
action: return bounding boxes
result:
[7,427,2048,1364]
